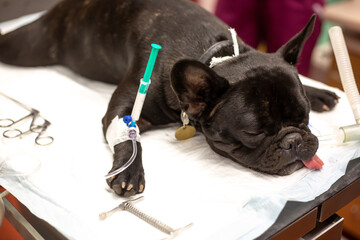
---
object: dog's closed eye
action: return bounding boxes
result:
[240,131,266,148]
[242,130,263,136]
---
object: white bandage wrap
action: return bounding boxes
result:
[105,116,140,153]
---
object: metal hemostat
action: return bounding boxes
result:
[0,92,53,146]
[99,196,193,239]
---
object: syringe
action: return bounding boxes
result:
[318,124,360,144]
[131,44,162,121]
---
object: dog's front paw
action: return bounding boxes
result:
[304,86,339,112]
[106,142,145,197]
[107,163,145,197]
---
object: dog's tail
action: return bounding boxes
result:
[0,19,59,67]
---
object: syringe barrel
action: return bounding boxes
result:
[131,89,147,122]
[340,124,360,143]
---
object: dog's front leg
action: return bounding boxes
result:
[102,93,151,197]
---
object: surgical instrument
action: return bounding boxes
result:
[3,119,53,146]
[99,196,193,239]
[0,91,35,112]
[0,109,39,128]
[0,91,53,145]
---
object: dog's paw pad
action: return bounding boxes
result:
[139,184,144,193]
[307,88,339,112]
[107,168,145,197]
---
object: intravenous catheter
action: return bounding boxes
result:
[105,44,162,179]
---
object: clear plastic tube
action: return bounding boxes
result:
[105,129,138,179]
[329,26,360,124]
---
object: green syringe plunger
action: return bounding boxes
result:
[143,44,162,83]
[138,44,162,94]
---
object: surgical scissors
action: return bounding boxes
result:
[0,92,54,146]
[3,118,54,146]
[0,109,39,128]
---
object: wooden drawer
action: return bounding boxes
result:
[269,208,318,240]
[302,214,344,240]
[318,177,360,222]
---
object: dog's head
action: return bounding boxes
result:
[170,15,318,175]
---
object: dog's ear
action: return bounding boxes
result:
[277,14,316,65]
[170,59,229,120]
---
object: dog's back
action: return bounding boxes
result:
[0,0,230,84]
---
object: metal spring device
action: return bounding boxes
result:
[99,196,193,239]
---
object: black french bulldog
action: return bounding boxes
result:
[0,0,338,197]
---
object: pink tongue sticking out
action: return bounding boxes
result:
[302,155,324,169]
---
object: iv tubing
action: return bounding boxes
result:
[105,129,138,179]
[329,26,360,124]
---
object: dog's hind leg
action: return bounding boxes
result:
[0,19,59,67]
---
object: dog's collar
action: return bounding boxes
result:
[180,29,239,136]
[199,28,240,68]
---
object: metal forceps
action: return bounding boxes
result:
[0,92,54,146]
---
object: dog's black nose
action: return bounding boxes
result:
[280,133,302,150]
